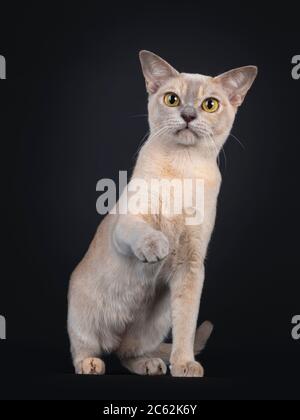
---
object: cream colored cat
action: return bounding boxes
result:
[68,51,257,377]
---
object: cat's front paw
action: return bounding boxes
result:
[170,360,204,378]
[133,230,169,263]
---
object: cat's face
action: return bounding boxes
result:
[140,51,257,153]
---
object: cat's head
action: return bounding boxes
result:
[139,50,257,153]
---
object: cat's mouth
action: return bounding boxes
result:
[176,126,199,138]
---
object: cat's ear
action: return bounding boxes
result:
[214,66,258,107]
[139,50,179,94]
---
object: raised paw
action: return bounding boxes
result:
[170,360,204,378]
[133,231,169,263]
[80,358,105,375]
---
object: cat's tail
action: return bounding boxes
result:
[150,321,214,363]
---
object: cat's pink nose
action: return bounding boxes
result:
[181,106,197,123]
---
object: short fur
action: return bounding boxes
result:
[68,51,257,376]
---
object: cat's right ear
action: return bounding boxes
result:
[139,51,179,94]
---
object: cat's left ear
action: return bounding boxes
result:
[139,50,179,94]
[214,66,258,107]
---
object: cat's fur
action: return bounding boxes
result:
[68,51,257,376]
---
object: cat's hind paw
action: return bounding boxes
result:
[123,357,167,376]
[79,358,106,375]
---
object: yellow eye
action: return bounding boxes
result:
[202,98,220,113]
[164,92,181,107]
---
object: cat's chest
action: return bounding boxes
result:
[159,160,221,189]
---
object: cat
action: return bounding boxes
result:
[68,51,257,377]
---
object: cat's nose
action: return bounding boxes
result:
[181,106,197,123]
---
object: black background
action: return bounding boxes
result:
[0,1,299,400]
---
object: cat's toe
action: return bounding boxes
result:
[143,358,167,376]
[134,231,169,263]
[170,360,204,378]
[80,358,105,375]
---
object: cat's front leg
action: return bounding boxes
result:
[170,261,205,377]
[113,215,169,263]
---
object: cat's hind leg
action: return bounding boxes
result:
[69,329,106,375]
[68,287,108,375]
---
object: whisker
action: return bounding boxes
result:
[207,133,219,157]
[128,114,148,119]
[221,148,227,169]
[230,133,246,150]
[133,131,150,158]
[133,126,169,159]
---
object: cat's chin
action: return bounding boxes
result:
[175,129,198,147]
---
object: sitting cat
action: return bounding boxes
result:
[68,51,257,376]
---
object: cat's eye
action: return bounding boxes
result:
[202,98,220,113]
[164,92,181,107]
